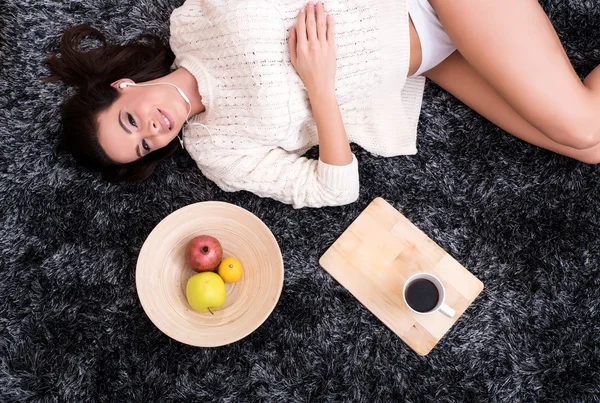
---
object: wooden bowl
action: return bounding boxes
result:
[136,201,284,347]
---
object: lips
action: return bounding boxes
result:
[157,109,174,131]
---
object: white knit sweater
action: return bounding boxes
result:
[170,0,425,208]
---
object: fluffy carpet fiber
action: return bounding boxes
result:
[1,1,600,401]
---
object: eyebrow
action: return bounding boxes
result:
[118,111,142,159]
[118,112,132,134]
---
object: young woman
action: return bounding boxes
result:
[46,0,600,208]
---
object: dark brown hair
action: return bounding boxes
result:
[44,25,180,182]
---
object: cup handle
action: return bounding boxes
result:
[439,303,455,318]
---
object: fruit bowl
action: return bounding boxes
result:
[136,201,284,347]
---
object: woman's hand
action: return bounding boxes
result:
[288,2,351,167]
[288,2,336,98]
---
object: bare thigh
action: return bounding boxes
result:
[408,17,423,77]
[425,51,600,164]
[428,0,600,149]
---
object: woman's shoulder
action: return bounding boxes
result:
[170,1,282,32]
[170,0,285,56]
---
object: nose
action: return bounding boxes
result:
[147,117,169,139]
[150,119,161,134]
[145,119,174,148]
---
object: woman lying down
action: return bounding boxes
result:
[46,0,600,208]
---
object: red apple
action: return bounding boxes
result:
[185,235,223,272]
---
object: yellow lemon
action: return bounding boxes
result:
[217,257,243,283]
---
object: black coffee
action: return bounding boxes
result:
[405,279,439,313]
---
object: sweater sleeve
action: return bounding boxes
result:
[185,136,360,209]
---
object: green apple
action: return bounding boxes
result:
[186,272,227,313]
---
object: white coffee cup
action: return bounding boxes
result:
[402,273,455,318]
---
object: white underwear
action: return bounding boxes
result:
[407,0,457,76]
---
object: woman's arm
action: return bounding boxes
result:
[186,135,359,208]
[288,1,353,166]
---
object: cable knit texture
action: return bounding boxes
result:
[170,0,425,208]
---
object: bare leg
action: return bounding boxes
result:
[425,51,600,164]
[408,17,423,77]
[428,0,600,149]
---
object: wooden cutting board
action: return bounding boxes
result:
[319,198,484,356]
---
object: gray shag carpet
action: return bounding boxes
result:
[1,1,600,402]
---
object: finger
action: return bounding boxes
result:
[305,2,318,43]
[326,14,335,44]
[296,8,307,45]
[316,2,326,42]
[288,27,297,64]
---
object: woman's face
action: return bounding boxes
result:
[96,80,190,163]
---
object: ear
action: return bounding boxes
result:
[110,78,135,90]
